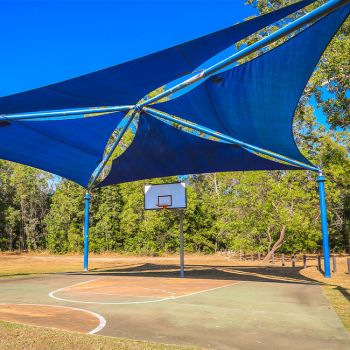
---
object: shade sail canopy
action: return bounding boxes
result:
[0,113,124,186]
[0,0,315,115]
[0,1,349,188]
[98,116,299,187]
[154,4,350,166]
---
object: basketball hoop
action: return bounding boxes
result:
[144,183,186,210]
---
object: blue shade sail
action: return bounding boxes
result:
[0,0,315,115]
[98,116,300,187]
[155,4,350,166]
[0,112,124,186]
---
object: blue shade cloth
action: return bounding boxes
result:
[0,112,124,186]
[98,116,299,187]
[0,0,315,115]
[155,4,350,166]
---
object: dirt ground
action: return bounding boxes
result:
[0,304,100,333]
[0,253,349,350]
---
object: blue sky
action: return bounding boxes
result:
[0,0,255,96]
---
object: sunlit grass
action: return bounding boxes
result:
[0,321,200,350]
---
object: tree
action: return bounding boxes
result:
[46,180,84,253]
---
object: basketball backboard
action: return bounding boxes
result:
[144,182,186,210]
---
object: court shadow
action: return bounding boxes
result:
[337,286,350,302]
[67,262,322,286]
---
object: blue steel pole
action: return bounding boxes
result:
[0,105,133,122]
[144,107,319,173]
[83,192,91,271]
[317,173,331,278]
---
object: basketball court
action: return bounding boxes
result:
[0,262,349,350]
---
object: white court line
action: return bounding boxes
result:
[48,279,245,305]
[76,291,172,298]
[0,302,106,334]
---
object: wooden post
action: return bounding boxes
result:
[303,255,307,269]
[271,252,275,264]
[281,253,285,266]
[347,258,350,274]
[318,255,322,272]
[332,256,337,273]
[251,253,254,261]
[292,254,296,268]
[239,250,242,261]
[258,252,261,261]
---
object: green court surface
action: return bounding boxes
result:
[0,265,349,350]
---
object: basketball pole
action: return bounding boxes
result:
[179,209,185,278]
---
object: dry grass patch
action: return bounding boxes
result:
[0,321,201,350]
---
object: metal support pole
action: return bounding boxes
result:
[179,209,185,278]
[83,192,91,271]
[0,105,133,122]
[317,173,331,278]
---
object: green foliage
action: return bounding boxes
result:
[45,181,84,253]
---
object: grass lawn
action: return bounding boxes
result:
[0,321,200,350]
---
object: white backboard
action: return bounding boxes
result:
[144,183,186,210]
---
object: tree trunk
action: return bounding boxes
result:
[263,225,286,262]
[9,230,13,251]
[213,174,219,199]
[266,227,272,253]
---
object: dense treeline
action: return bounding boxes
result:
[0,0,349,255]
[0,131,349,255]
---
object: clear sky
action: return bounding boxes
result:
[0,0,256,96]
